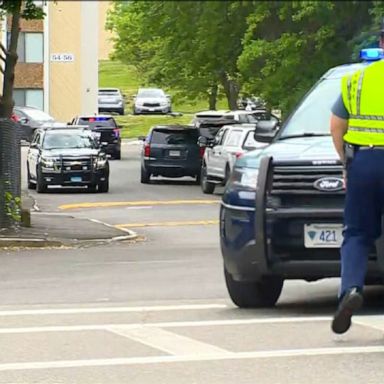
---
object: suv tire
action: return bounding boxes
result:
[224,268,283,308]
[119,109,125,116]
[98,179,109,193]
[224,165,230,186]
[88,184,97,193]
[141,167,150,184]
[27,166,36,190]
[36,169,47,193]
[201,164,215,194]
[114,150,121,160]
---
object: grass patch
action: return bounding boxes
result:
[99,60,228,138]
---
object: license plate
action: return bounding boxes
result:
[71,176,82,182]
[149,108,155,112]
[304,224,343,248]
[169,150,181,157]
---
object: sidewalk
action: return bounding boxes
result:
[0,194,136,248]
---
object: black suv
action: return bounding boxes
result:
[139,125,201,184]
[70,115,122,159]
[27,127,109,193]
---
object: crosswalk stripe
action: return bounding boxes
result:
[0,346,383,371]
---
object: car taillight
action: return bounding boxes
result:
[199,147,205,158]
[11,113,19,122]
[113,128,120,138]
[235,152,243,159]
[144,143,151,157]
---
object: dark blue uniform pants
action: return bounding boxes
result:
[341,148,384,297]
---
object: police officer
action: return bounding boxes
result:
[330,28,384,334]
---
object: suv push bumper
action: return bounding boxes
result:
[41,169,107,186]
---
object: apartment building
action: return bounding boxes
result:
[1,0,114,122]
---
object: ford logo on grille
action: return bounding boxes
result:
[313,177,344,192]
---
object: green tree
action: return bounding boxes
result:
[0,0,45,229]
[238,1,373,115]
[107,1,253,110]
[0,0,45,118]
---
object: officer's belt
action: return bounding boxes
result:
[353,144,384,150]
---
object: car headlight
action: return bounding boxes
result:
[160,100,168,106]
[94,156,107,169]
[229,167,259,190]
[40,157,55,169]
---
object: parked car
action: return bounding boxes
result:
[139,125,201,184]
[98,88,125,115]
[69,114,121,159]
[13,106,61,142]
[220,50,383,308]
[27,126,109,193]
[133,88,171,115]
[199,124,267,194]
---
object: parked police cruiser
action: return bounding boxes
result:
[27,126,109,193]
[220,49,384,308]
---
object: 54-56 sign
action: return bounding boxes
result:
[50,53,75,62]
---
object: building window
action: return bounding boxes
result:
[14,89,44,110]
[7,32,43,63]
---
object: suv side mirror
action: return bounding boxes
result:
[254,120,279,143]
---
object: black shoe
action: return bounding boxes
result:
[331,287,363,334]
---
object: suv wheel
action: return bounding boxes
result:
[224,268,283,308]
[27,165,36,190]
[200,164,215,194]
[141,167,150,184]
[36,169,47,193]
[114,150,121,160]
[223,165,230,186]
[88,184,97,193]
[98,178,109,193]
[119,109,125,116]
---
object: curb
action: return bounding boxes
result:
[0,219,138,249]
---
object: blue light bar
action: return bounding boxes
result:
[360,48,384,62]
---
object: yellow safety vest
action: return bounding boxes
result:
[342,60,384,146]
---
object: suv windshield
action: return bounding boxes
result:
[151,129,198,145]
[279,78,340,139]
[138,89,164,98]
[77,117,117,129]
[43,132,96,150]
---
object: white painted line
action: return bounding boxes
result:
[109,326,230,356]
[0,346,383,371]
[0,303,227,317]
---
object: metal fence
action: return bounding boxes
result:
[0,118,21,229]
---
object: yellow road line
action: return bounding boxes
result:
[115,220,219,229]
[59,200,219,210]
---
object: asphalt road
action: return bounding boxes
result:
[1,143,383,383]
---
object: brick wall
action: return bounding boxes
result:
[7,17,43,32]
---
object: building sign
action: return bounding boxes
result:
[50,53,75,62]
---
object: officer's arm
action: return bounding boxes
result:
[330,113,348,165]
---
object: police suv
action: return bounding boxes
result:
[220,49,384,308]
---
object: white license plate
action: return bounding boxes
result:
[149,108,155,112]
[304,224,343,248]
[71,176,82,182]
[169,150,181,157]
